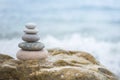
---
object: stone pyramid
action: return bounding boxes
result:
[16,23,48,60]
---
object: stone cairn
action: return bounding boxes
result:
[16,23,48,60]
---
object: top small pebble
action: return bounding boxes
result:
[25,23,37,29]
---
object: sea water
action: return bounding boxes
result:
[0,0,120,77]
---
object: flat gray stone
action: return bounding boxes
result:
[24,29,38,34]
[19,42,44,51]
[25,23,37,29]
[22,34,40,42]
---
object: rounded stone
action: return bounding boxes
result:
[18,42,44,51]
[24,29,38,34]
[22,34,40,42]
[16,49,48,60]
[25,23,37,29]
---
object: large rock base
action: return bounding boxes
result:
[0,49,118,80]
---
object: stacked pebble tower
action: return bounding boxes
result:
[16,23,48,60]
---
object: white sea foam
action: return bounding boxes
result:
[0,33,120,76]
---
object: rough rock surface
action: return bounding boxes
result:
[0,49,118,80]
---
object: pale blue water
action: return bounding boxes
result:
[0,0,120,41]
[0,0,120,77]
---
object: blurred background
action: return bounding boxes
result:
[0,0,120,77]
